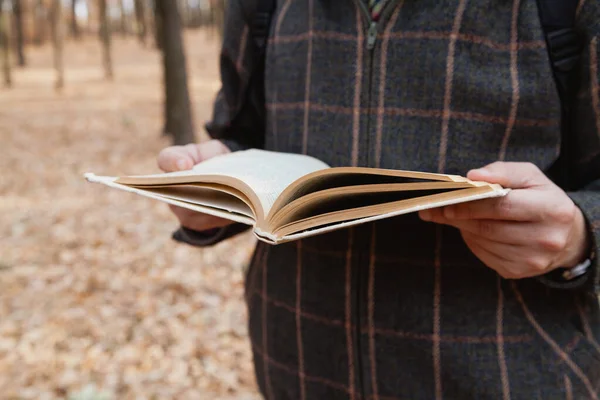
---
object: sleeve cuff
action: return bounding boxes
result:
[535,265,593,290]
[172,223,252,247]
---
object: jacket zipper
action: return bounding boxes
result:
[357,0,400,50]
[350,1,401,398]
[354,0,400,163]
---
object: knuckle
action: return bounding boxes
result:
[522,162,540,176]
[525,257,548,273]
[477,220,494,236]
[445,205,463,219]
[495,196,512,216]
[550,203,576,224]
[429,208,444,221]
[184,143,199,155]
[521,162,541,186]
[488,161,504,171]
[453,204,472,219]
[463,205,474,219]
[539,233,568,252]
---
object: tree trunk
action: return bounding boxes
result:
[98,0,113,79]
[87,0,95,35]
[208,0,225,41]
[155,0,194,145]
[119,0,127,36]
[50,0,64,90]
[144,0,154,45]
[12,0,25,66]
[179,0,190,28]
[152,0,162,50]
[0,0,12,87]
[133,0,146,45]
[33,0,46,46]
[70,0,80,39]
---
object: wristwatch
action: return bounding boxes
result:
[561,257,593,280]
[536,240,596,289]
[561,219,596,281]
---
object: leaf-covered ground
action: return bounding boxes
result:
[0,30,260,399]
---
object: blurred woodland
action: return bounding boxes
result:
[0,1,261,399]
[0,0,227,144]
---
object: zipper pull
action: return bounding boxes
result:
[367,22,378,50]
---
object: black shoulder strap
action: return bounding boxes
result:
[250,0,277,52]
[246,0,276,123]
[537,0,582,103]
[225,0,276,150]
[536,0,584,190]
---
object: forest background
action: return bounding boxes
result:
[0,1,262,398]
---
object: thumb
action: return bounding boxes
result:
[157,145,197,172]
[157,140,230,172]
[466,161,550,189]
[196,139,231,161]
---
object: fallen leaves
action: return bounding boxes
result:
[0,29,260,399]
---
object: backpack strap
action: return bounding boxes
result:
[244,0,276,136]
[250,0,277,52]
[221,0,276,150]
[536,0,584,190]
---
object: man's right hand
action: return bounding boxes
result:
[157,139,234,231]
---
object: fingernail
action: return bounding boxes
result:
[176,159,189,170]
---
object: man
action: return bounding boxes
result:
[158,0,600,398]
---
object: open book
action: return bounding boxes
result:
[85,149,509,244]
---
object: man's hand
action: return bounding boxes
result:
[419,162,590,279]
[157,139,233,231]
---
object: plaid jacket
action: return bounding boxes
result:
[196,0,600,398]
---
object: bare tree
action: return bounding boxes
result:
[119,0,127,36]
[0,0,12,87]
[209,0,225,41]
[98,0,113,79]
[70,0,80,39]
[87,0,95,34]
[133,0,146,45]
[178,0,190,27]
[12,0,25,66]
[155,0,194,145]
[33,0,48,46]
[151,0,162,50]
[50,0,64,90]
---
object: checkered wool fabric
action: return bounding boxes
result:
[205,0,600,398]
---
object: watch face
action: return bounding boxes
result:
[561,259,592,281]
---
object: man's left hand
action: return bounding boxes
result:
[419,162,590,279]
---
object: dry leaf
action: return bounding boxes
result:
[0,29,258,399]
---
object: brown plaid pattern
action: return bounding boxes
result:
[205,0,600,398]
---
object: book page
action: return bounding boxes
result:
[143,185,255,218]
[115,150,329,218]
[187,150,330,216]
[85,174,256,226]
[268,181,475,228]
[269,166,476,216]
[260,185,509,243]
